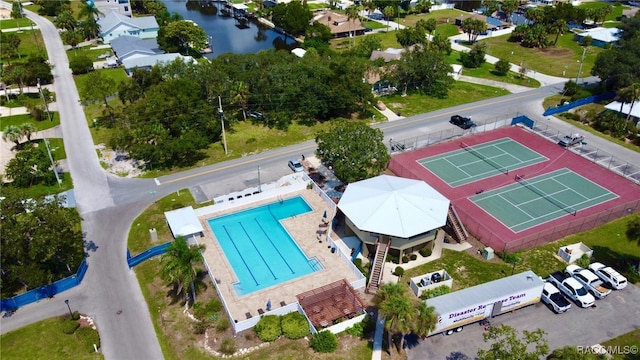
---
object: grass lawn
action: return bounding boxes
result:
[399,9,467,27]
[602,329,640,360]
[361,20,387,30]
[3,173,73,199]
[0,17,33,29]
[2,29,46,62]
[67,46,113,61]
[139,119,332,178]
[454,54,541,88]
[478,33,602,78]
[380,81,510,117]
[436,23,460,38]
[75,68,129,94]
[0,317,103,360]
[577,3,627,22]
[0,112,61,131]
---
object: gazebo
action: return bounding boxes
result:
[297,279,366,329]
[337,175,450,259]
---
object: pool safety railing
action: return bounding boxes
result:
[308,257,324,271]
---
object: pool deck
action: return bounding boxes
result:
[196,188,362,323]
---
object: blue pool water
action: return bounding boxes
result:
[207,196,322,296]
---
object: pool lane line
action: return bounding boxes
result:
[254,218,295,275]
[221,224,260,287]
[238,222,278,281]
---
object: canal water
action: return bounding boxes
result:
[162,0,298,58]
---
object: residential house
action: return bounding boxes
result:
[110,36,163,63]
[455,13,509,32]
[121,53,195,75]
[604,101,640,128]
[98,11,159,44]
[92,0,132,17]
[574,27,620,48]
[314,11,366,38]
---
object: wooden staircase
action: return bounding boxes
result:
[366,238,391,294]
[447,204,469,243]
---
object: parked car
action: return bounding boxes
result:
[541,282,572,313]
[288,159,303,172]
[565,265,611,299]
[589,262,628,290]
[547,272,595,308]
[247,110,264,120]
[449,115,476,129]
[557,133,584,147]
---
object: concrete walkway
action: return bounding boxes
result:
[458,75,533,94]
[370,232,472,360]
[449,34,568,87]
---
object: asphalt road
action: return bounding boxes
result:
[1,5,639,360]
[407,285,640,359]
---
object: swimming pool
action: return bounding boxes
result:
[207,196,323,296]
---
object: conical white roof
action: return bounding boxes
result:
[338,175,450,238]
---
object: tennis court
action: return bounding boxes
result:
[470,168,618,233]
[418,138,548,187]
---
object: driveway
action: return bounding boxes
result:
[408,285,640,359]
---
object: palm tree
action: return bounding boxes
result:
[231,81,250,121]
[10,2,22,31]
[20,123,37,143]
[552,19,567,46]
[618,83,640,121]
[413,302,437,339]
[78,1,103,21]
[2,125,24,149]
[345,6,360,48]
[377,283,414,353]
[161,237,206,303]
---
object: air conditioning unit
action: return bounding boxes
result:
[431,272,442,283]
[421,278,431,286]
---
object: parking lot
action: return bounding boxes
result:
[407,284,640,359]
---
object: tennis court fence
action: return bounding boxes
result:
[387,112,522,154]
[454,199,640,253]
[530,122,640,185]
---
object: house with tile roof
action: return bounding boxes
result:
[314,11,365,38]
[98,11,159,44]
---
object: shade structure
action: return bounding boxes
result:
[338,175,450,238]
[164,206,204,238]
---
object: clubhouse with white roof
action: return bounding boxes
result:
[337,175,450,259]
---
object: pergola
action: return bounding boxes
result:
[297,279,366,329]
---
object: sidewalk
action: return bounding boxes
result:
[449,34,567,86]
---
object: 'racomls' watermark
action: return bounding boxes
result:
[577,345,638,355]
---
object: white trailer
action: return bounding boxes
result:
[426,271,544,336]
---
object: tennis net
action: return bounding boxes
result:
[460,142,509,175]
[515,175,577,216]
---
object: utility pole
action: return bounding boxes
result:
[575,47,587,84]
[37,78,52,122]
[37,78,61,186]
[218,96,228,155]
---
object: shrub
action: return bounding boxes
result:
[61,319,80,334]
[215,317,230,332]
[281,312,309,339]
[494,59,511,75]
[345,321,364,337]
[419,285,451,300]
[75,326,100,353]
[193,320,209,334]
[72,311,80,321]
[576,253,591,268]
[419,247,432,257]
[69,56,94,75]
[386,254,399,264]
[461,43,486,68]
[499,251,520,264]
[410,254,417,261]
[219,338,236,355]
[310,330,338,353]
[353,258,367,276]
[394,266,404,277]
[254,315,281,342]
[193,298,222,321]
[563,80,579,97]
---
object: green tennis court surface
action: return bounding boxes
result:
[418,138,548,187]
[471,168,618,233]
